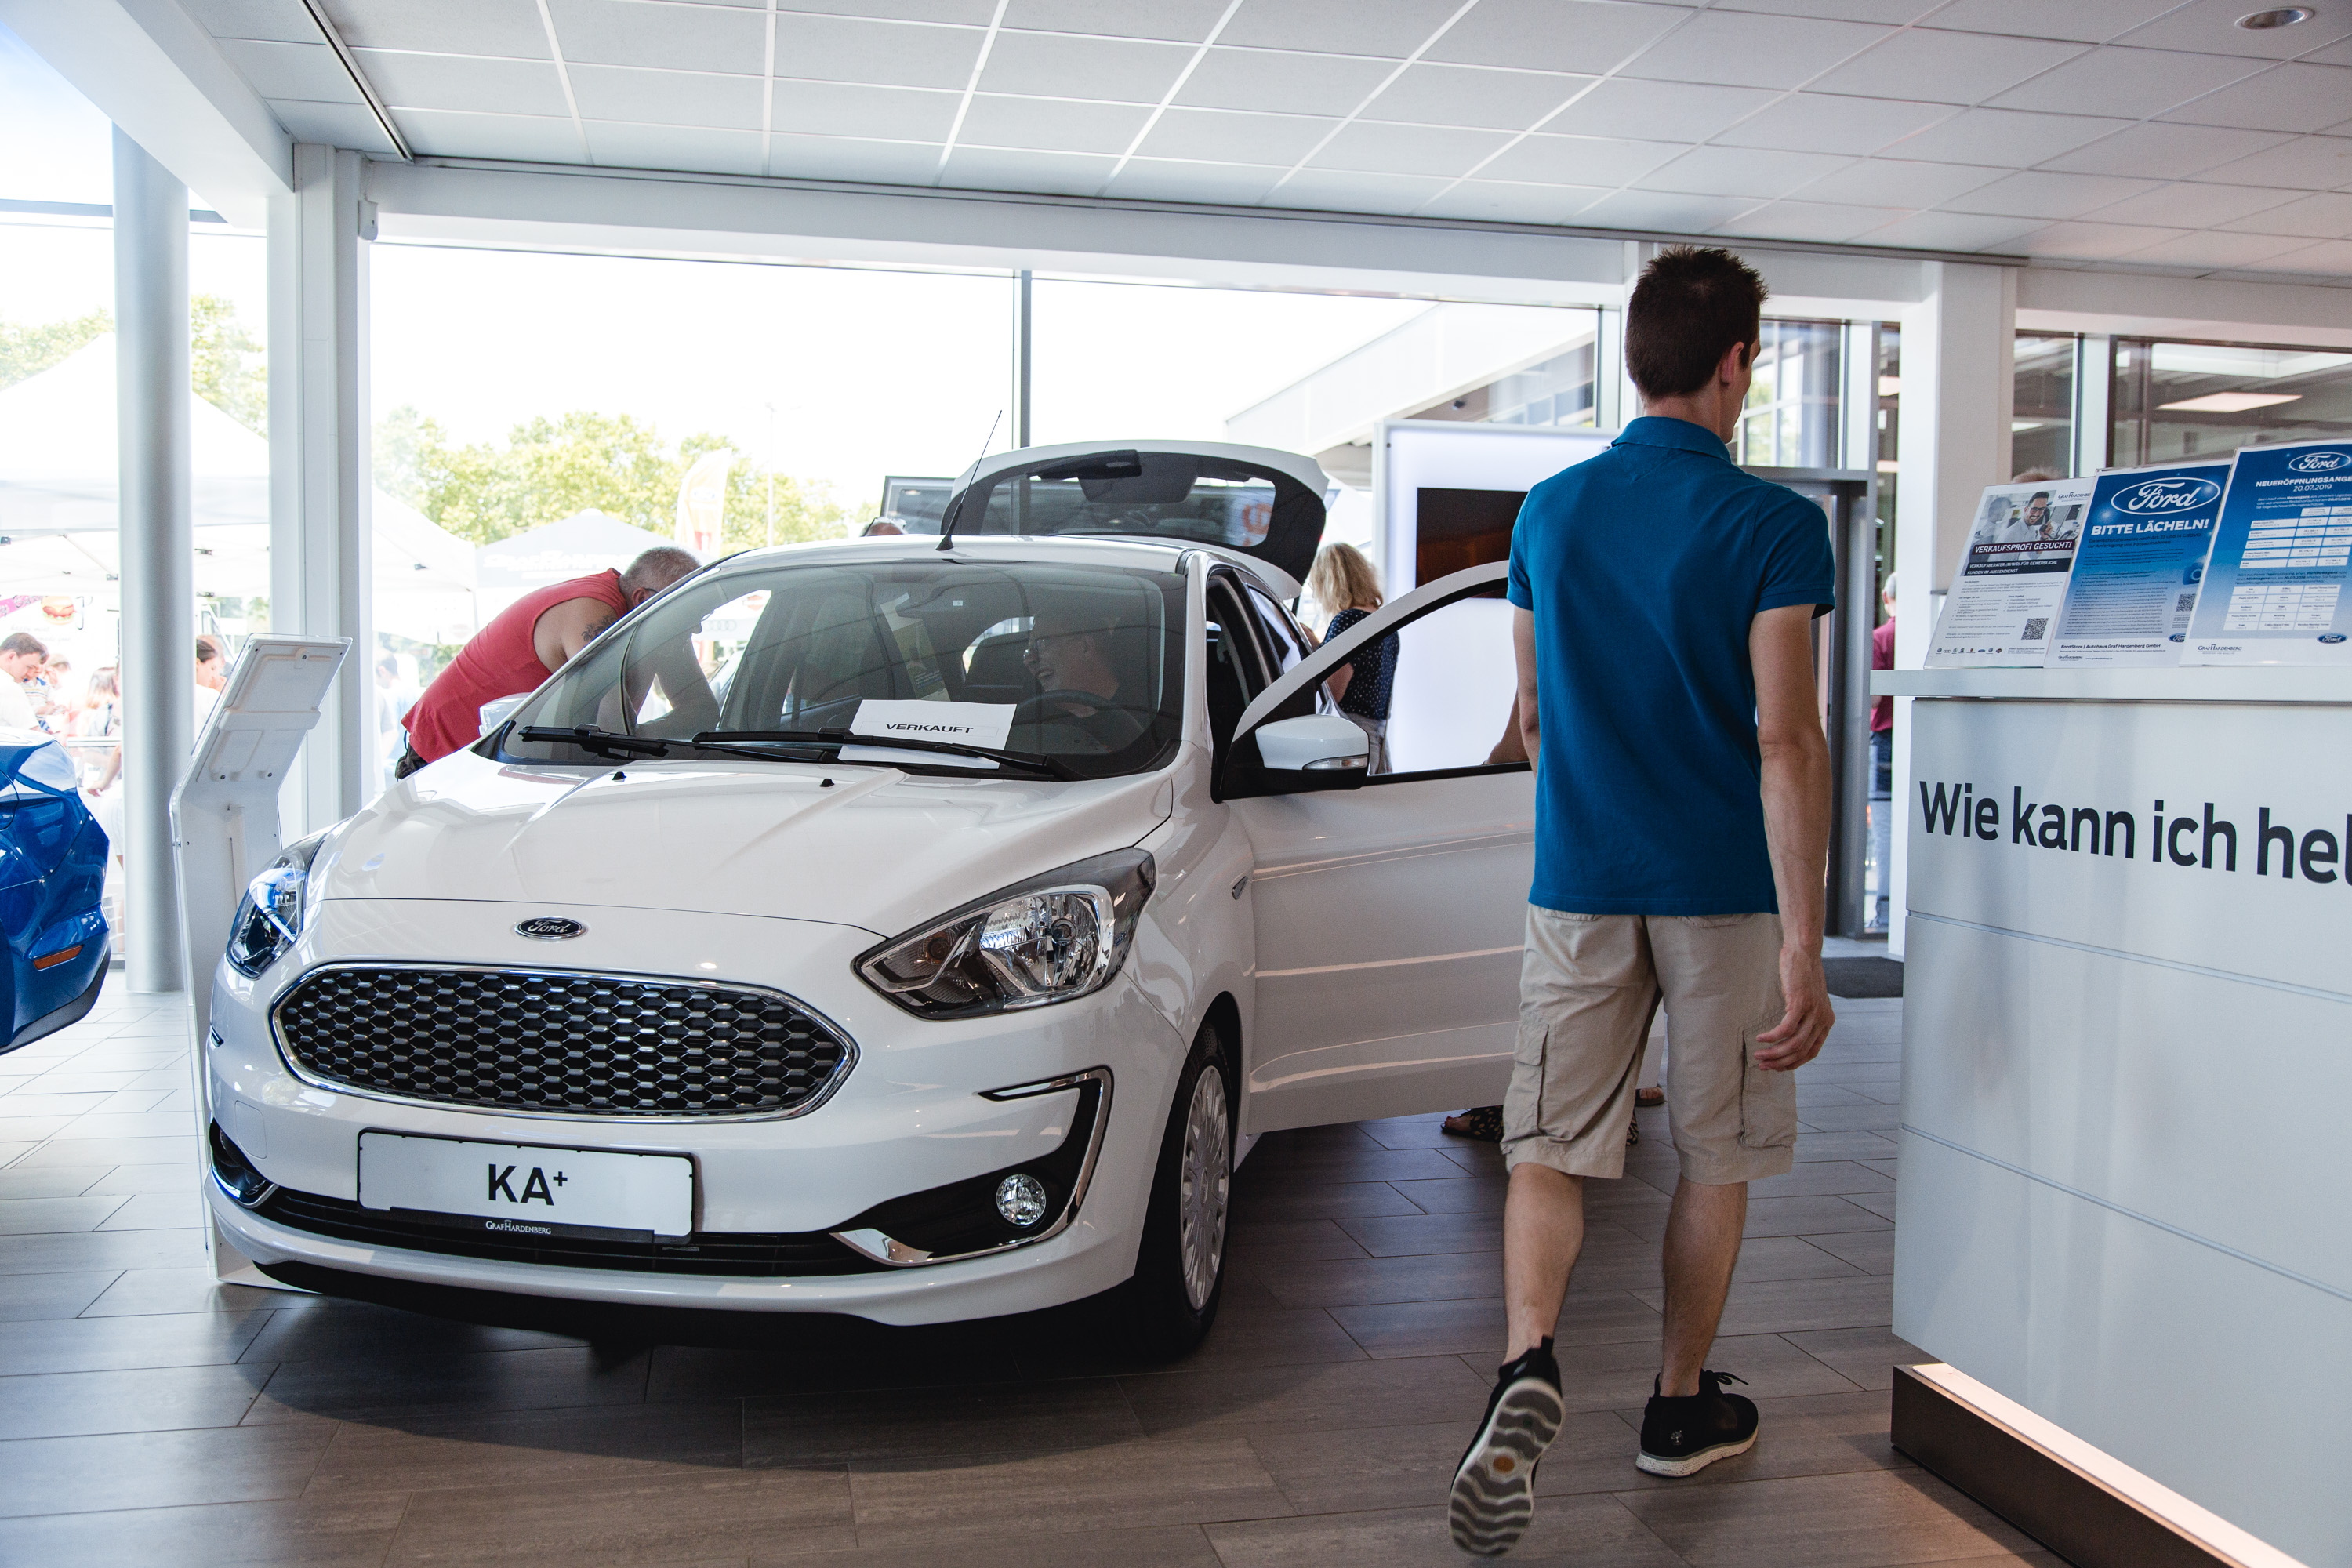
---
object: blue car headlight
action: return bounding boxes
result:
[224,831,329,978]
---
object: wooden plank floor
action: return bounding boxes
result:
[0,984,2060,1566]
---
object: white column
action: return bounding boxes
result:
[268,143,372,834]
[1888,261,2015,957]
[114,127,192,994]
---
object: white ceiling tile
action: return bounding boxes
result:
[767,129,945,183]
[772,11,982,87]
[2310,36,2352,64]
[220,38,365,102]
[1713,0,1936,19]
[1711,93,1955,155]
[2013,220,2193,258]
[1004,0,1233,42]
[2042,122,2296,177]
[1922,0,2188,45]
[568,64,764,129]
[1265,169,1457,215]
[2159,63,2352,134]
[353,50,572,118]
[1854,209,2043,248]
[1308,122,1515,178]
[779,1,996,20]
[1360,64,1590,132]
[396,109,585,162]
[186,0,321,44]
[1806,28,2086,106]
[1791,158,2003,206]
[1424,0,1689,75]
[2119,228,2335,267]
[585,120,766,174]
[1645,145,1852,198]
[1883,107,2133,165]
[2219,190,2352,236]
[320,0,550,59]
[1619,11,1892,89]
[1416,180,1611,223]
[2113,0,2352,60]
[1708,198,1910,242]
[1479,132,1686,186]
[1990,45,2265,119]
[2087,181,2303,227]
[956,95,1152,154]
[1173,48,1397,117]
[2191,134,2352,189]
[1944,169,2163,219]
[1134,107,1341,164]
[1099,158,1289,204]
[939,146,1117,194]
[1221,0,1468,60]
[1537,79,1772,143]
[770,81,962,140]
[545,0,767,73]
[2247,237,2352,271]
[270,99,397,148]
[1568,190,1762,231]
[980,31,1194,103]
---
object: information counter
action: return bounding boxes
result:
[1873,666,2349,1568]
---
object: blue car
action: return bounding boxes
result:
[2,731,109,1053]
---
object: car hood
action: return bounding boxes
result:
[319,751,1177,938]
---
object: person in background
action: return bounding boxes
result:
[1869,572,1896,931]
[77,666,120,739]
[194,635,228,734]
[1305,543,1398,775]
[862,517,907,536]
[397,546,702,778]
[0,633,48,729]
[31,656,71,730]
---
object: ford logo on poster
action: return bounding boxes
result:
[2286,450,2347,474]
[2114,477,2222,514]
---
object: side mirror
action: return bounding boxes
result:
[1253,713,1368,791]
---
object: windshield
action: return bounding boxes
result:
[951,451,1317,555]
[499,557,1185,780]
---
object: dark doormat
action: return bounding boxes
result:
[1824,956,1903,998]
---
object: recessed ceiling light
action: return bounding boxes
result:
[2158,391,2303,412]
[2236,7,2314,27]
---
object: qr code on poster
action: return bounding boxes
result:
[2022,618,2049,640]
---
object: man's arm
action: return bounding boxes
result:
[533,597,621,671]
[1511,607,1540,774]
[1751,603,1835,1070]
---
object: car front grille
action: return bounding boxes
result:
[271,965,853,1118]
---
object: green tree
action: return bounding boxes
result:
[0,310,111,390]
[1,296,267,436]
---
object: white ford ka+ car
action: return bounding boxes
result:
[203,440,1537,1355]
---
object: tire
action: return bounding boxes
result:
[1121,1021,1234,1361]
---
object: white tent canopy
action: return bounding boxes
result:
[475,509,679,622]
[0,337,475,641]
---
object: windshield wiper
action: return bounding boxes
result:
[519,725,672,760]
[695,729,1076,780]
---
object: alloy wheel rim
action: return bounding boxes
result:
[1177,1065,1230,1312]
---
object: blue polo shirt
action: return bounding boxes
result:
[1507,416,1835,915]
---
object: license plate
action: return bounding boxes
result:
[358,1132,694,1240]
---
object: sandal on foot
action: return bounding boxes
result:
[1442,1105,1505,1142]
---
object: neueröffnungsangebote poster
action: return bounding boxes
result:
[2183,440,2352,666]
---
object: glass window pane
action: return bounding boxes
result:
[1737,320,1842,469]
[2012,334,2076,477]
[1402,312,1601,429]
[2113,337,2352,466]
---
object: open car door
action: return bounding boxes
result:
[1221,563,1533,1134]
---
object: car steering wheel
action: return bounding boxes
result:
[1014,690,1147,750]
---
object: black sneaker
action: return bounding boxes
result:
[1635,1369,1757,1477]
[1448,1338,1563,1556]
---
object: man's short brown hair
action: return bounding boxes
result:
[0,633,47,659]
[1625,246,1769,401]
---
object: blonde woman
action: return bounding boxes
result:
[1305,543,1398,775]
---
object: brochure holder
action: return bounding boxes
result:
[170,635,350,1287]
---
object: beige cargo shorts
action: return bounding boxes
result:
[1501,906,1798,1185]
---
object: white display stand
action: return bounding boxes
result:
[1370,420,1612,595]
[1875,665,2350,1566]
[171,635,350,1287]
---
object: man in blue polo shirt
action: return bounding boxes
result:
[1450,248,1837,1555]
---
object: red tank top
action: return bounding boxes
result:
[402,570,633,761]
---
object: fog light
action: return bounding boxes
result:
[995,1172,1047,1228]
[209,1122,273,1208]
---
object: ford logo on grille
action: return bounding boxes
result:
[2287,450,2347,473]
[514,916,586,940]
[2114,477,2220,514]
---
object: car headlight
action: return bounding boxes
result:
[224,831,330,978]
[858,849,1155,1018]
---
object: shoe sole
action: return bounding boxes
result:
[1634,1428,1757,1478]
[1448,1377,1563,1556]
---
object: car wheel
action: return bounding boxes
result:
[1123,1022,1233,1361]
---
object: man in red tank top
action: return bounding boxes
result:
[397,546,701,775]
